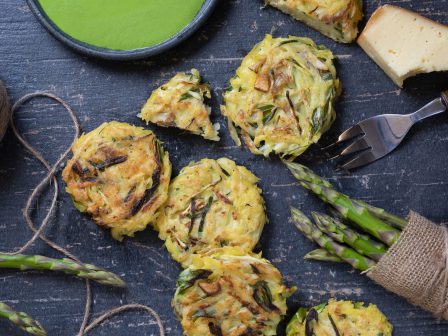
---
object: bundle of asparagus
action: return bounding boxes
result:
[285,161,407,271]
[0,253,126,334]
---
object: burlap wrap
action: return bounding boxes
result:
[368,211,448,320]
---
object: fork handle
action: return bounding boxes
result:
[442,90,448,108]
[409,93,447,123]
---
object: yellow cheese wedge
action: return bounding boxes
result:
[357,5,448,87]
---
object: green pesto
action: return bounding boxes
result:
[38,0,205,50]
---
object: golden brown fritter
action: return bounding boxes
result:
[156,158,267,267]
[62,121,171,240]
[221,35,340,160]
[173,248,296,336]
[265,0,363,43]
[287,299,393,336]
[139,69,220,141]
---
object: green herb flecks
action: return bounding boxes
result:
[177,269,213,294]
[305,308,319,336]
[328,313,341,336]
[198,197,213,236]
[90,155,127,171]
[253,281,279,312]
[278,39,299,46]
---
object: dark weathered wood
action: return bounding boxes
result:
[0,0,447,335]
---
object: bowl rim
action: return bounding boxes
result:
[27,0,219,61]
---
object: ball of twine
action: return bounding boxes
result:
[0,80,11,141]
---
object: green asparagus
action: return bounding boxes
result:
[304,249,342,262]
[285,162,402,246]
[312,212,387,261]
[291,207,376,271]
[0,254,126,287]
[0,302,46,336]
[352,199,407,229]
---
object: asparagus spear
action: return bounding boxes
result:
[291,208,376,271]
[0,302,47,336]
[312,212,387,261]
[0,254,126,288]
[285,162,401,246]
[304,249,342,262]
[352,199,407,229]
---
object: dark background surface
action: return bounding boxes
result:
[1,0,448,335]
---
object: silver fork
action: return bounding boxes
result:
[324,91,448,170]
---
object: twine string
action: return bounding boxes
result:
[4,91,164,336]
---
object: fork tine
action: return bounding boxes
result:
[340,137,370,156]
[321,124,364,151]
[338,124,364,142]
[338,150,378,170]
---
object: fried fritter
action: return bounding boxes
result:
[156,158,267,267]
[139,69,220,141]
[221,35,340,160]
[62,121,171,240]
[173,248,296,336]
[265,0,363,43]
[287,299,393,336]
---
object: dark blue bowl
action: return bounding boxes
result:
[27,0,219,61]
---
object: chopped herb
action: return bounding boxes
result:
[258,104,277,124]
[286,91,295,111]
[192,307,215,319]
[208,322,223,336]
[72,161,90,176]
[321,72,333,81]
[315,302,327,313]
[198,197,213,236]
[221,168,230,177]
[334,23,344,38]
[130,164,161,216]
[305,308,319,336]
[155,139,165,162]
[296,307,309,324]
[188,198,196,234]
[91,155,127,171]
[278,39,299,46]
[124,185,137,203]
[258,104,275,113]
[250,263,260,274]
[289,58,303,68]
[177,269,212,294]
[328,313,341,336]
[179,92,194,101]
[253,281,279,312]
[311,107,324,134]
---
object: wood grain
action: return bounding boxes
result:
[0,0,447,335]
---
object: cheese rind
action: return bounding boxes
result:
[358,5,448,87]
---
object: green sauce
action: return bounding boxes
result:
[38,0,206,50]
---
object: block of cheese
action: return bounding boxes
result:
[357,5,448,87]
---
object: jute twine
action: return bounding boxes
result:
[2,91,165,335]
[0,81,11,141]
[368,211,448,320]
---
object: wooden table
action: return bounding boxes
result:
[1,1,447,335]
